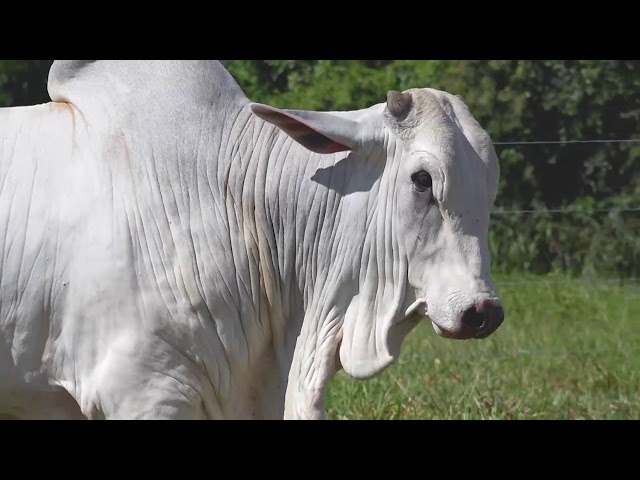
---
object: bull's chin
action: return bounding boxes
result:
[431,321,475,340]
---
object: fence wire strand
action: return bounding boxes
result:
[463,138,640,215]
[492,207,640,215]
[497,278,640,287]
[494,139,640,146]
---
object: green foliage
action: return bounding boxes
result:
[489,210,640,277]
[2,60,640,277]
[221,60,447,110]
[0,60,51,107]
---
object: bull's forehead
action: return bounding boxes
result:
[392,88,499,207]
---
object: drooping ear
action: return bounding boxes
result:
[250,103,361,154]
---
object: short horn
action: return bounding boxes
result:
[387,90,412,118]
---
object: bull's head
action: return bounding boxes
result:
[251,88,503,380]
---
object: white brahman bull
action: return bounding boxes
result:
[0,60,503,419]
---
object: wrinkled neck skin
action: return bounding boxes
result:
[225,110,409,420]
[153,108,405,420]
[141,109,406,419]
[52,63,409,419]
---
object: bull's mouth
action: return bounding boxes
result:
[403,297,503,340]
[431,321,475,340]
[434,307,505,339]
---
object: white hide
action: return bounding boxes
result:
[0,61,502,420]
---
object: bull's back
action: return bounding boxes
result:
[0,102,79,387]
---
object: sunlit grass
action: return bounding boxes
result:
[326,274,640,419]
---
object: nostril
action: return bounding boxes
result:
[462,306,486,331]
[462,300,505,334]
[478,299,505,324]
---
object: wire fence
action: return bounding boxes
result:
[485,137,640,286]
[497,277,640,287]
[492,207,640,215]
[494,138,640,146]
[490,137,640,214]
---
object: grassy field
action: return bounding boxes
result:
[326,273,640,420]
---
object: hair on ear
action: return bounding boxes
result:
[251,103,358,154]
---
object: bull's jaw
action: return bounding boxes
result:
[403,301,480,341]
[401,295,479,340]
[431,322,471,339]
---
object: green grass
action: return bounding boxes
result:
[326,273,640,420]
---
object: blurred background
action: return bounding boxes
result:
[2,60,638,419]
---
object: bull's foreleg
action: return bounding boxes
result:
[283,314,342,420]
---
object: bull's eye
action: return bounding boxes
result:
[411,170,432,193]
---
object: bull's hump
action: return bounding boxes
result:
[47,60,250,112]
